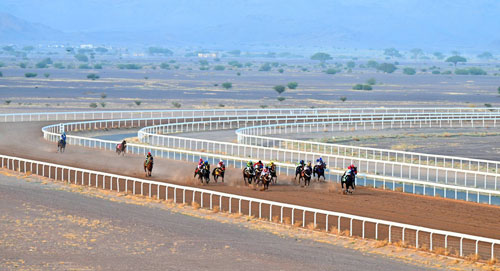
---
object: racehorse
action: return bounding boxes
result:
[194,166,210,184]
[341,173,355,194]
[57,139,66,153]
[243,167,255,185]
[212,167,224,183]
[116,143,126,156]
[256,173,271,190]
[313,164,326,181]
[269,164,277,184]
[299,167,312,187]
[294,165,304,181]
[144,157,153,177]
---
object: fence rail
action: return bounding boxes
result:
[1,153,498,260]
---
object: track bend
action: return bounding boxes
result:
[1,108,500,260]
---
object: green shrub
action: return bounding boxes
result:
[259,63,272,71]
[101,93,107,99]
[160,63,170,69]
[222,82,232,89]
[87,73,100,80]
[214,65,225,71]
[117,64,142,69]
[278,68,284,73]
[277,97,286,102]
[35,58,52,68]
[43,73,50,78]
[199,66,209,70]
[260,105,268,108]
[498,86,500,94]
[325,68,338,74]
[19,63,27,68]
[79,64,91,69]
[366,60,379,69]
[377,63,397,73]
[353,84,372,90]
[134,100,141,106]
[74,54,89,62]
[346,61,355,68]
[228,61,242,68]
[100,102,106,108]
[287,82,298,89]
[25,72,37,78]
[236,72,241,76]
[0,71,2,77]
[403,67,416,75]
[273,85,286,94]
[366,78,376,85]
[172,102,181,108]
[432,70,441,74]
[94,64,103,69]
[340,97,347,102]
[468,67,487,75]
[53,63,65,69]
[89,103,98,108]
[442,70,452,75]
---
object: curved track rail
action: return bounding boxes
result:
[1,108,500,261]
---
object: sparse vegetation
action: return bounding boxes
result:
[25,72,37,78]
[35,58,52,68]
[79,64,91,69]
[277,97,286,102]
[259,105,268,108]
[287,82,298,89]
[87,73,100,80]
[366,60,379,69]
[160,63,170,69]
[214,65,225,71]
[5,100,11,105]
[403,67,416,75]
[0,71,2,77]
[259,63,272,71]
[53,63,65,69]
[94,64,103,69]
[218,104,225,107]
[222,82,232,89]
[346,61,355,68]
[134,100,142,106]
[172,102,181,108]
[43,73,50,78]
[340,97,347,102]
[273,85,286,94]
[19,62,27,68]
[498,86,500,94]
[432,70,441,74]
[433,52,445,60]
[477,51,493,60]
[325,68,339,75]
[89,103,98,108]
[100,102,106,108]
[454,67,487,75]
[147,47,173,56]
[384,48,402,58]
[278,68,284,73]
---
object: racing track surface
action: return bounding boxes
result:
[1,121,500,243]
[0,174,435,270]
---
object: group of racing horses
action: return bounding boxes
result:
[59,135,356,194]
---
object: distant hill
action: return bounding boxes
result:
[0,12,63,42]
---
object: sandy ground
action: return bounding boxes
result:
[1,121,500,242]
[0,170,450,271]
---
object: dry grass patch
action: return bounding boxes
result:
[464,253,481,263]
[212,206,220,213]
[394,240,408,248]
[272,216,280,223]
[329,226,339,235]
[191,201,200,209]
[306,222,317,230]
[374,240,389,248]
[395,187,404,192]
[283,217,291,225]
[487,257,498,266]
[433,247,450,256]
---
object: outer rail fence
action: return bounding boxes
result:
[42,127,500,205]
[138,116,500,192]
[1,154,498,261]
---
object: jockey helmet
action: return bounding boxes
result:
[219,159,223,163]
[270,161,274,165]
[316,159,319,162]
[300,160,304,164]
[258,160,262,164]
[199,158,203,162]
[319,157,323,162]
[148,152,151,155]
[204,161,208,165]
[247,161,252,166]
[307,161,311,166]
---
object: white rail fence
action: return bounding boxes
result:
[1,154,498,260]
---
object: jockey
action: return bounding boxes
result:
[246,161,253,168]
[217,160,225,171]
[61,132,67,143]
[305,161,313,171]
[347,164,357,175]
[269,161,275,169]
[261,167,270,177]
[146,152,154,163]
[316,157,326,168]
[254,160,264,170]
[197,158,204,170]
[121,140,127,150]
[298,160,305,167]
[203,161,210,171]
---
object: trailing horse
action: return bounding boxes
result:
[243,167,255,185]
[294,165,304,181]
[299,167,312,187]
[212,167,225,183]
[269,165,277,184]
[144,157,153,177]
[116,143,126,156]
[57,139,66,153]
[313,164,326,181]
[341,173,355,194]
[194,166,210,184]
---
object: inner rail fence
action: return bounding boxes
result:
[1,154,498,261]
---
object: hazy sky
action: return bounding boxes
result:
[1,0,499,50]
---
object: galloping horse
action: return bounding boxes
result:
[341,173,355,194]
[294,165,304,181]
[57,139,66,153]
[313,164,326,181]
[269,164,277,184]
[299,167,312,187]
[144,157,153,177]
[116,143,126,156]
[256,173,271,190]
[194,165,210,184]
[243,167,255,185]
[212,167,224,183]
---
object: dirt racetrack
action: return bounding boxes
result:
[1,121,500,245]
